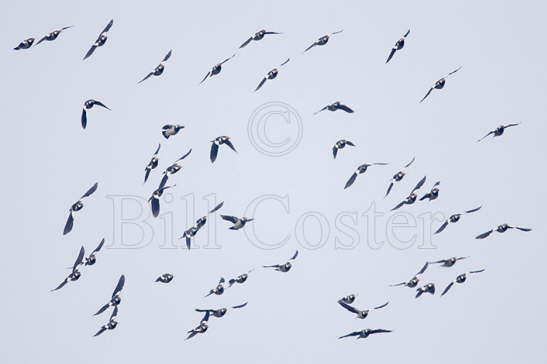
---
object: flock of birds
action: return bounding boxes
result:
[17,19,533,341]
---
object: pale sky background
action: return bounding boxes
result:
[2,1,546,363]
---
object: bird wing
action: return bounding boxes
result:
[434,220,449,234]
[420,87,434,103]
[441,282,454,296]
[477,131,494,142]
[81,182,99,199]
[338,301,359,314]
[465,206,482,214]
[290,250,299,260]
[304,42,317,52]
[224,139,237,152]
[81,109,87,129]
[385,48,397,64]
[391,201,405,211]
[36,36,48,45]
[200,71,211,84]
[185,235,192,250]
[344,172,358,189]
[404,156,416,168]
[162,50,172,62]
[417,262,429,275]
[239,37,253,48]
[404,29,411,37]
[338,331,360,339]
[338,104,354,113]
[112,274,125,297]
[210,142,219,163]
[93,326,107,337]
[221,215,238,224]
[332,145,338,159]
[255,77,267,92]
[516,226,532,232]
[151,197,160,217]
[475,230,493,239]
[209,201,224,214]
[63,212,74,235]
[93,101,110,110]
[373,302,389,310]
[138,72,153,84]
[411,176,427,193]
[447,66,462,76]
[313,106,328,115]
[93,238,105,254]
[83,45,97,60]
[94,303,110,316]
[178,149,192,161]
[385,182,394,197]
[370,329,392,334]
[72,246,85,271]
[232,302,248,309]
[51,278,68,291]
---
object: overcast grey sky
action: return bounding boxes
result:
[2,0,546,363]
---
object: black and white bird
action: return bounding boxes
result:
[161,124,184,139]
[263,250,298,272]
[475,223,532,239]
[314,101,354,115]
[51,246,85,291]
[180,202,224,250]
[435,206,482,234]
[228,271,253,287]
[420,66,462,103]
[391,262,429,288]
[338,294,357,305]
[94,306,119,337]
[386,29,410,64]
[210,136,236,163]
[332,139,355,159]
[138,50,172,84]
[155,273,174,283]
[240,29,282,48]
[477,123,520,142]
[159,149,192,187]
[205,277,226,297]
[36,26,73,45]
[63,182,98,235]
[200,54,236,84]
[385,157,415,197]
[254,58,290,91]
[144,144,161,184]
[391,176,427,211]
[441,269,485,296]
[220,215,254,230]
[415,283,436,298]
[338,301,389,319]
[338,328,392,340]
[84,238,105,266]
[94,275,125,316]
[420,181,440,201]
[149,183,176,218]
[196,302,248,322]
[14,37,35,50]
[81,99,110,129]
[83,19,113,60]
[344,162,388,189]
[186,321,208,340]
[429,256,468,267]
[304,30,344,52]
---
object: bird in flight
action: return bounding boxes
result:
[196,302,248,322]
[386,29,410,64]
[94,306,120,337]
[415,283,436,298]
[139,50,173,84]
[344,162,388,189]
[477,123,520,142]
[63,182,98,235]
[254,58,290,91]
[83,19,114,60]
[314,101,354,115]
[420,66,462,103]
[429,256,469,268]
[391,176,427,211]
[385,157,416,197]
[304,30,344,52]
[435,206,482,234]
[475,223,531,239]
[332,139,355,159]
[390,262,429,288]
[161,124,185,139]
[155,273,174,283]
[441,269,485,296]
[210,136,237,163]
[94,275,126,316]
[420,181,440,202]
[144,144,161,184]
[81,99,110,129]
[240,29,282,48]
[36,26,73,45]
[51,246,85,291]
[200,54,236,84]
[159,149,192,187]
[338,328,392,340]
[263,250,299,272]
[338,301,389,319]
